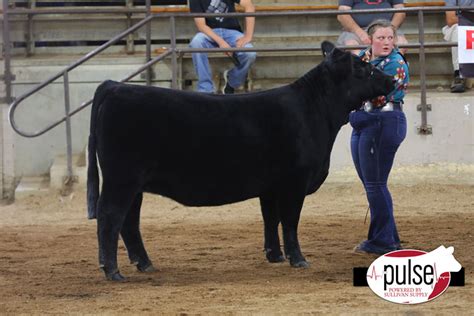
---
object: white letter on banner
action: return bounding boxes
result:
[458,26,474,64]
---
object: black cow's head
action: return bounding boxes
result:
[320,41,394,111]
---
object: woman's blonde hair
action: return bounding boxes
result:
[366,19,398,39]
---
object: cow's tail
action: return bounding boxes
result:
[87,80,114,219]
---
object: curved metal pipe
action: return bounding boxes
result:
[8,49,172,138]
[8,14,154,138]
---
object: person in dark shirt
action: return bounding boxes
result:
[189,0,257,94]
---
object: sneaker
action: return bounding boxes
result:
[353,241,400,255]
[221,70,234,95]
[353,244,379,256]
[450,76,466,93]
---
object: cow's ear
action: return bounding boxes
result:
[331,49,354,75]
[331,47,347,60]
[321,41,336,57]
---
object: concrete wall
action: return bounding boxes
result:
[1,98,15,201]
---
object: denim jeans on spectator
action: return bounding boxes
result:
[189,28,257,93]
[349,109,407,253]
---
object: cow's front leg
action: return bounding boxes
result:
[259,196,285,263]
[97,185,135,281]
[121,193,156,273]
[279,193,309,268]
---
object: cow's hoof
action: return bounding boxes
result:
[290,260,310,268]
[265,249,285,263]
[268,255,286,263]
[266,253,285,263]
[137,263,156,273]
[106,271,126,281]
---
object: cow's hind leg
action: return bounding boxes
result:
[120,192,156,273]
[278,192,309,268]
[97,183,137,281]
[259,196,285,263]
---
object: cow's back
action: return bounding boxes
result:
[94,82,323,206]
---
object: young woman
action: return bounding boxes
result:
[350,19,409,255]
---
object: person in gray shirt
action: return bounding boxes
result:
[337,0,407,54]
[443,0,473,92]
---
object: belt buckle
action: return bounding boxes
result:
[381,102,394,112]
[363,101,373,112]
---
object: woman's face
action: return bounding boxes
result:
[371,27,395,57]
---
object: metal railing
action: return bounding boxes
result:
[2,4,469,183]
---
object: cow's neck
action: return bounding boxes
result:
[292,66,350,133]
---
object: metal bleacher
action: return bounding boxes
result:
[2,0,455,90]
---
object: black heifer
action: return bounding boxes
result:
[87,41,393,281]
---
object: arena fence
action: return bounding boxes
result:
[2,2,471,183]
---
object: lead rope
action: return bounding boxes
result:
[364,206,370,225]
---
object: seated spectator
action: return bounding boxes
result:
[189,0,257,94]
[337,0,408,55]
[443,0,473,93]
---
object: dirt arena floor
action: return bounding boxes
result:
[0,183,472,314]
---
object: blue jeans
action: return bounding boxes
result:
[350,109,407,253]
[189,29,257,93]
